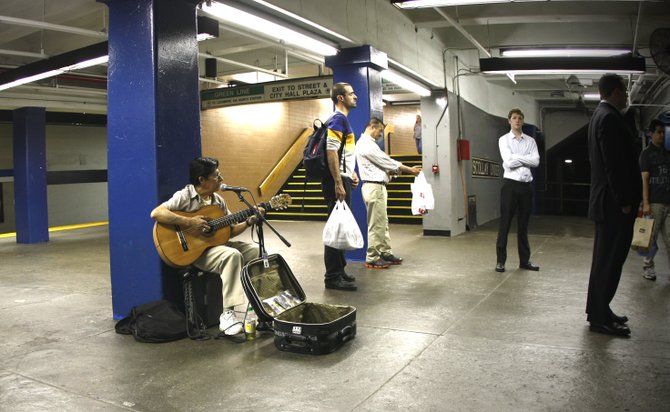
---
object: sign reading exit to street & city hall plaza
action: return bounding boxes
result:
[201,77,333,109]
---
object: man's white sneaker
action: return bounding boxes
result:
[643,266,656,281]
[219,310,243,335]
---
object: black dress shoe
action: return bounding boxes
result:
[341,272,356,282]
[520,262,540,271]
[589,321,631,336]
[611,313,629,324]
[495,263,505,273]
[325,278,358,291]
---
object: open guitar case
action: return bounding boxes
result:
[240,195,356,354]
[242,254,356,354]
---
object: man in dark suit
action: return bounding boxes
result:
[586,74,642,337]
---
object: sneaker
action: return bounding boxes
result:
[219,310,243,335]
[643,266,656,281]
[365,258,390,269]
[381,253,403,265]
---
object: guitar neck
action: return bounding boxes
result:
[208,202,269,231]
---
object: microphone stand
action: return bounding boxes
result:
[235,191,291,259]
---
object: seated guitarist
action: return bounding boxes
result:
[150,157,262,335]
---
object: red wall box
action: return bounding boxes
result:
[457,139,470,160]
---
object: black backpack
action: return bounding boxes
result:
[115,299,188,343]
[302,115,345,181]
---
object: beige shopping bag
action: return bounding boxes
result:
[630,217,654,251]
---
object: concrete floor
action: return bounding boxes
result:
[0,216,668,411]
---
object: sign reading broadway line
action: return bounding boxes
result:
[201,77,333,109]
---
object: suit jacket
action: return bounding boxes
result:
[588,101,642,222]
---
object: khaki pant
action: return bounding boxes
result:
[194,240,258,310]
[362,182,392,262]
[643,203,670,269]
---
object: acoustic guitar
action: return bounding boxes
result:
[153,193,291,268]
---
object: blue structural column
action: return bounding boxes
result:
[325,46,387,262]
[13,107,49,244]
[101,0,202,319]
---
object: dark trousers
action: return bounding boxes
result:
[322,175,352,281]
[496,178,533,265]
[586,205,635,324]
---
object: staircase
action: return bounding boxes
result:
[266,154,422,224]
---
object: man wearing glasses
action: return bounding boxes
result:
[356,117,420,269]
[150,157,260,336]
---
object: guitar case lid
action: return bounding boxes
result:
[241,254,356,354]
[241,254,307,322]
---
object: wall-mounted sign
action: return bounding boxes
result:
[471,157,503,179]
[201,76,333,109]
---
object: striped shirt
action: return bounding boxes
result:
[498,130,540,183]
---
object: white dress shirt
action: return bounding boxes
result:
[498,130,540,183]
[356,133,401,183]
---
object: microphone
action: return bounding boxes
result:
[219,184,249,192]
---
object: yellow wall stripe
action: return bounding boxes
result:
[0,221,109,239]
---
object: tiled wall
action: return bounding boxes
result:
[382,104,422,155]
[200,99,422,210]
[201,99,332,209]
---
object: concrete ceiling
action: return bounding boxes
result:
[0,0,669,113]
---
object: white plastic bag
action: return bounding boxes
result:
[322,200,364,250]
[411,171,435,215]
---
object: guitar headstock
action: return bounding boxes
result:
[269,193,292,210]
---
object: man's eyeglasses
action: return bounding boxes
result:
[210,173,223,182]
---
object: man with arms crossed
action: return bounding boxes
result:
[495,108,540,273]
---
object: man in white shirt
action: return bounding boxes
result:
[495,108,541,273]
[356,117,421,268]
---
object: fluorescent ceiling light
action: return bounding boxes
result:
[0,41,108,92]
[230,71,281,84]
[251,0,352,44]
[382,70,431,97]
[197,33,216,41]
[0,56,108,92]
[0,70,65,91]
[501,49,631,58]
[388,57,441,88]
[197,15,219,41]
[393,0,649,8]
[564,159,573,164]
[394,0,509,8]
[201,2,338,56]
[583,93,601,100]
[65,55,109,71]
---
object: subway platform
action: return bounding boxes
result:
[0,216,668,411]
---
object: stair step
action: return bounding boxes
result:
[272,153,423,225]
